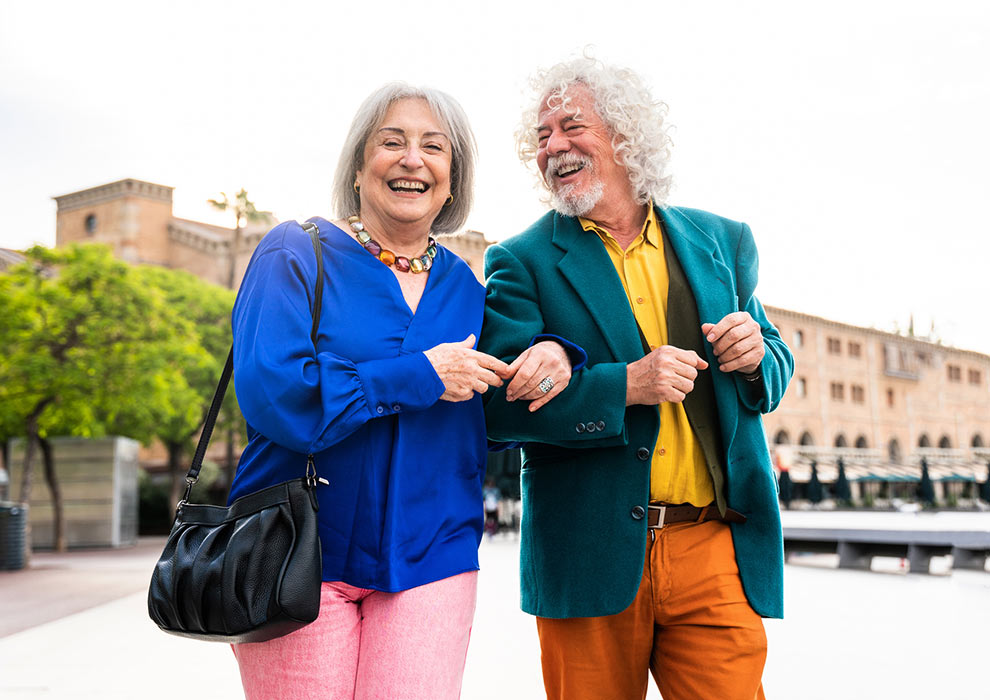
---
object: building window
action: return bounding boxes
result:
[793,330,804,349]
[827,337,842,355]
[969,369,982,385]
[947,365,962,382]
[84,213,97,235]
[830,382,844,400]
[848,342,862,358]
[886,388,895,407]
[796,377,807,398]
[851,385,865,403]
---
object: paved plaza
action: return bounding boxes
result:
[1,515,988,699]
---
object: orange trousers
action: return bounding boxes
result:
[537,520,767,700]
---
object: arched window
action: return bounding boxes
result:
[938,435,952,449]
[971,434,984,448]
[834,434,848,448]
[855,435,869,449]
[888,438,901,463]
[918,434,931,448]
[799,431,815,446]
[774,430,791,445]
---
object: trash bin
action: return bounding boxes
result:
[0,502,28,570]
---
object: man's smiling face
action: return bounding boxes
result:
[535,83,629,218]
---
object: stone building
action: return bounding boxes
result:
[53,178,490,287]
[54,179,275,288]
[764,306,990,505]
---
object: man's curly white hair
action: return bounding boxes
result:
[516,55,674,208]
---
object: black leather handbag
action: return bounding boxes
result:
[148,221,327,643]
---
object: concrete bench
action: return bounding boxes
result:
[783,527,990,574]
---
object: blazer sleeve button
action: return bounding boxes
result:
[575,423,586,434]
[636,447,651,461]
[596,421,605,431]
[630,505,645,520]
[585,422,596,433]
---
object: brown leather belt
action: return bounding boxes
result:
[648,502,747,529]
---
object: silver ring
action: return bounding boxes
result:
[538,376,554,394]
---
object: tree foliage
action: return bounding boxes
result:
[0,244,237,549]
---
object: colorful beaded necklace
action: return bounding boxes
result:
[347,215,437,273]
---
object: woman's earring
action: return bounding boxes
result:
[445,194,454,206]
[353,181,360,194]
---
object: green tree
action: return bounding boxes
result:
[136,265,236,508]
[0,245,199,553]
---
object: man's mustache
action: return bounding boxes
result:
[544,154,593,183]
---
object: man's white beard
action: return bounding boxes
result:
[550,179,604,218]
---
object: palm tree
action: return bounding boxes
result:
[208,189,268,486]
[208,189,267,290]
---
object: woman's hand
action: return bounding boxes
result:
[424,334,511,402]
[504,341,572,412]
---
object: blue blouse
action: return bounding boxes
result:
[228,217,487,592]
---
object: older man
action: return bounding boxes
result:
[480,58,793,700]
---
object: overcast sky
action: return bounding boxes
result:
[2,1,988,352]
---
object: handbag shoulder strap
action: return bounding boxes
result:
[182,220,324,497]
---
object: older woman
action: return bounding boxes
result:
[226,84,572,699]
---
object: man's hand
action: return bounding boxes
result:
[702,312,765,375]
[626,345,708,406]
[504,341,572,412]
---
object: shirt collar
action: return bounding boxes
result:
[579,202,660,249]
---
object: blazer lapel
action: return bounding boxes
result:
[552,213,644,363]
[658,206,738,328]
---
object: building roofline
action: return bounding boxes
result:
[764,304,990,361]
[53,179,174,212]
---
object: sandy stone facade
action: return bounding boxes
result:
[764,306,990,503]
[54,179,273,288]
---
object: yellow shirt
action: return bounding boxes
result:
[580,208,715,506]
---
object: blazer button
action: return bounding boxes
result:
[596,421,606,431]
[376,406,385,415]
[575,423,586,433]
[630,505,645,520]
[585,422,596,433]
[636,447,651,461]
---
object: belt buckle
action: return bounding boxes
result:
[648,504,666,530]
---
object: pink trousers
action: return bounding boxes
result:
[233,571,478,700]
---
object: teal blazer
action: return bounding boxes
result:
[480,205,793,619]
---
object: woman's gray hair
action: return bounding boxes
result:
[332,82,476,234]
[516,55,674,208]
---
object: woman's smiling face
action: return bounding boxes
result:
[356,97,453,232]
